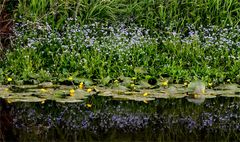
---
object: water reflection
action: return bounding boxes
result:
[0,98,16,142]
[1,97,240,141]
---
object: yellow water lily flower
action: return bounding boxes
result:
[86,103,92,108]
[194,94,200,99]
[7,77,12,82]
[114,80,119,83]
[79,82,84,89]
[87,88,92,93]
[143,93,148,96]
[68,76,73,81]
[161,80,168,87]
[184,82,188,87]
[41,100,45,104]
[69,89,75,96]
[40,88,47,93]
[208,82,213,87]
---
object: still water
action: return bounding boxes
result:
[1,96,240,141]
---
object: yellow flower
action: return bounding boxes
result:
[208,82,213,87]
[86,103,92,108]
[40,88,47,93]
[161,80,168,87]
[143,93,148,96]
[114,80,119,83]
[184,82,188,86]
[68,76,73,81]
[87,88,92,93]
[79,82,84,89]
[143,100,148,104]
[4,88,9,91]
[41,100,45,104]
[7,77,12,82]
[194,94,200,98]
[69,89,75,96]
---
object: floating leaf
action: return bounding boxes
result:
[101,76,112,85]
[6,97,46,103]
[113,94,155,101]
[98,91,117,97]
[139,80,152,89]
[188,81,206,95]
[214,84,239,91]
[55,98,84,103]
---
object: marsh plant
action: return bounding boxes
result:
[15,0,240,29]
[0,18,239,84]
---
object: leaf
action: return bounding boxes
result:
[188,80,206,95]
[101,76,112,85]
[134,67,147,74]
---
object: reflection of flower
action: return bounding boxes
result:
[7,78,12,82]
[86,103,92,108]
[79,82,84,89]
[69,89,75,96]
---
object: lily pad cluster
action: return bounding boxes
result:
[0,80,239,104]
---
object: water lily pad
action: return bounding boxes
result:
[118,75,132,86]
[214,84,239,91]
[98,91,116,97]
[188,81,206,95]
[38,82,53,88]
[6,97,46,103]
[113,94,155,101]
[219,94,240,98]
[54,98,84,103]
[139,80,152,89]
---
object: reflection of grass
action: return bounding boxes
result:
[10,96,240,141]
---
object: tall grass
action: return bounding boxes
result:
[15,0,240,29]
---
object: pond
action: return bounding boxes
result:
[1,82,240,141]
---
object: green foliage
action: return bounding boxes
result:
[15,0,240,29]
[0,0,239,84]
[1,21,239,84]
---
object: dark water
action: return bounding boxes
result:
[1,96,240,141]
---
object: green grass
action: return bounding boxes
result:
[14,0,240,29]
